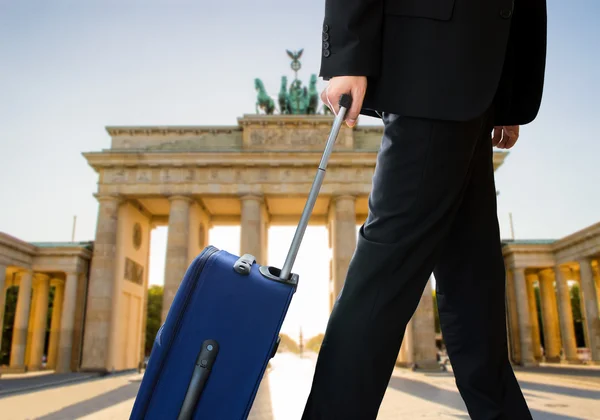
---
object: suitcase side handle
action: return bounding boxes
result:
[177,339,220,420]
[279,93,353,281]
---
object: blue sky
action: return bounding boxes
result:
[1,1,598,337]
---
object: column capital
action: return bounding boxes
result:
[168,194,193,203]
[592,262,600,278]
[239,194,264,202]
[32,272,50,285]
[16,268,33,277]
[577,256,593,266]
[93,192,123,203]
[554,264,573,278]
[538,268,555,282]
[331,194,356,202]
[525,272,539,282]
[50,278,65,288]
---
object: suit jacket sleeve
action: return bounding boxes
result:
[319,0,384,80]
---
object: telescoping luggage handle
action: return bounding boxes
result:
[279,93,353,281]
[236,93,353,282]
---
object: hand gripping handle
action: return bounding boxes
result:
[279,93,353,281]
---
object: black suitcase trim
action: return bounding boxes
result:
[258,265,299,286]
[177,339,220,420]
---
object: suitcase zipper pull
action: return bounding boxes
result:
[233,253,255,275]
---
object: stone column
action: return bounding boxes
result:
[47,279,64,369]
[538,270,562,362]
[593,262,600,314]
[139,230,152,369]
[25,284,37,367]
[526,274,542,360]
[578,258,600,362]
[56,272,79,373]
[329,196,356,300]
[10,270,33,368]
[162,195,192,322]
[554,265,579,362]
[505,269,521,364]
[240,195,267,265]
[29,274,50,370]
[397,318,414,367]
[262,204,269,266]
[81,194,122,371]
[0,265,6,352]
[513,268,536,366]
[411,277,438,369]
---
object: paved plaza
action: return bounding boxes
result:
[0,352,599,419]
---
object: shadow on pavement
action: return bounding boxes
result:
[36,381,139,420]
[517,366,600,379]
[0,373,100,398]
[387,376,585,420]
[519,380,600,400]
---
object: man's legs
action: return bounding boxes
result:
[433,112,532,419]
[302,106,495,420]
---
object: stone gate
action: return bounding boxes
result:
[78,113,509,372]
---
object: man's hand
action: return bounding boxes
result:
[492,125,520,149]
[321,76,367,127]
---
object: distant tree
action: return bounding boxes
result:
[534,284,544,350]
[570,283,585,347]
[306,334,325,353]
[1,286,18,365]
[145,285,163,356]
[44,286,55,357]
[277,334,300,354]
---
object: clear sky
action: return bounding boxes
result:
[1,1,598,339]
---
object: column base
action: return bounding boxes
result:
[519,360,539,368]
[543,356,561,363]
[414,360,444,371]
[79,367,138,376]
[78,367,109,375]
[397,360,442,372]
[561,358,583,365]
[1,366,27,374]
[395,361,412,368]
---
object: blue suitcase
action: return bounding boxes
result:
[129,94,353,420]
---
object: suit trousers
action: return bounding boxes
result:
[301,104,532,420]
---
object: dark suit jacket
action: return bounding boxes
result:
[319,0,547,126]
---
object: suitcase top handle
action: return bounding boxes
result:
[233,254,255,275]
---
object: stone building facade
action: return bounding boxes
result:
[0,235,91,373]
